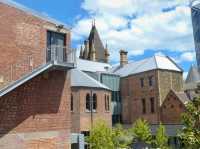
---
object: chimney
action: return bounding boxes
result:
[104,44,110,63]
[120,50,128,67]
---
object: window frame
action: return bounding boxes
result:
[150,97,155,113]
[142,98,146,114]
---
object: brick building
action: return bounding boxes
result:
[111,54,183,124]
[0,0,76,148]
[70,69,112,133]
[160,90,190,124]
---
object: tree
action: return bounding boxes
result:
[153,124,169,149]
[86,120,114,149]
[130,119,152,145]
[179,97,200,149]
[112,124,132,149]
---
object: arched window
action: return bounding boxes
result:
[71,94,73,112]
[93,94,97,111]
[86,93,90,111]
[142,98,146,114]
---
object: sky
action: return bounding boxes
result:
[13,0,197,78]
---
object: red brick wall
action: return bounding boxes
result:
[0,2,70,88]
[71,88,112,133]
[121,70,160,124]
[0,70,71,148]
[161,91,186,124]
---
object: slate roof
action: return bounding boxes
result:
[70,69,110,90]
[77,58,112,72]
[174,91,191,104]
[88,25,105,62]
[0,0,70,30]
[110,55,182,77]
[185,65,200,84]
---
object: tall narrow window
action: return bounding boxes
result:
[107,95,110,111]
[150,97,155,113]
[93,94,97,111]
[105,95,107,111]
[86,93,90,111]
[140,78,144,88]
[71,94,73,112]
[142,98,146,114]
[148,76,153,86]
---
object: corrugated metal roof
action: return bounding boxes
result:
[110,55,182,77]
[0,0,70,30]
[70,69,110,90]
[77,58,112,72]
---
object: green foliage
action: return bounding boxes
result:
[153,124,169,149]
[86,120,114,149]
[179,97,200,149]
[112,124,132,148]
[130,119,152,144]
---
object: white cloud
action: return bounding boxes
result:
[72,0,195,63]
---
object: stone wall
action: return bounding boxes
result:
[121,70,183,125]
[157,70,183,105]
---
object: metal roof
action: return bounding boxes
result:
[0,0,70,30]
[77,58,112,72]
[185,65,200,83]
[110,55,183,77]
[70,69,110,90]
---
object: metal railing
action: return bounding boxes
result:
[47,45,77,65]
[0,47,76,89]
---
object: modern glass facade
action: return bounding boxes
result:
[192,5,200,68]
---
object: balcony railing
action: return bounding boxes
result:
[47,45,77,65]
[0,47,76,89]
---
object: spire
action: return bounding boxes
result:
[79,45,83,58]
[104,43,110,63]
[84,40,89,59]
[90,39,96,61]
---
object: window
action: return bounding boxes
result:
[71,94,73,112]
[47,31,66,62]
[142,98,146,114]
[150,97,155,113]
[93,94,97,111]
[105,95,110,111]
[140,78,144,88]
[86,93,91,111]
[107,95,110,111]
[148,76,153,86]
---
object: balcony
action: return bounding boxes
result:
[47,45,77,68]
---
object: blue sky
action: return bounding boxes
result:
[13,0,196,78]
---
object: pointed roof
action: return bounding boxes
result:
[70,69,110,90]
[88,25,105,62]
[185,65,200,84]
[110,55,182,77]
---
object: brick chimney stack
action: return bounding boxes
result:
[120,50,128,67]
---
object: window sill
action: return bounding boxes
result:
[85,110,97,113]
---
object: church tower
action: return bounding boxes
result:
[79,21,109,63]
